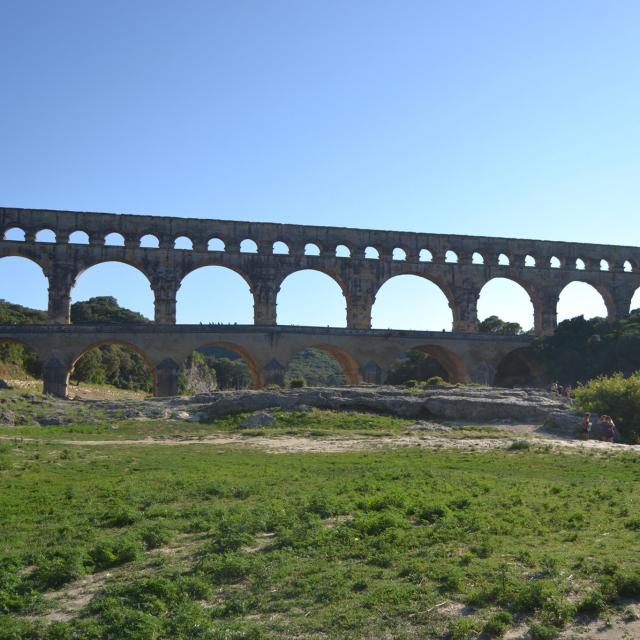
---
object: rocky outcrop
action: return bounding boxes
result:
[172,386,569,423]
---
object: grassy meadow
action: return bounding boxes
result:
[2,410,640,639]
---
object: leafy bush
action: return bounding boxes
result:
[289,377,305,388]
[426,376,449,387]
[31,548,85,589]
[448,618,480,639]
[483,610,513,637]
[90,535,142,570]
[529,623,559,640]
[574,372,640,441]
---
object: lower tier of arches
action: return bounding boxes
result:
[0,328,536,398]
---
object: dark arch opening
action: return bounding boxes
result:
[0,256,49,314]
[180,343,259,393]
[411,345,468,383]
[68,341,155,399]
[72,261,154,321]
[285,345,361,387]
[494,348,538,388]
[0,339,43,391]
[372,274,453,331]
[277,269,347,327]
[386,349,450,385]
[177,265,254,324]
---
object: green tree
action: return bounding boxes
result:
[478,315,524,336]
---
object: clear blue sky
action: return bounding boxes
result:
[1,0,639,330]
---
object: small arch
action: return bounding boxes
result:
[557,281,609,323]
[472,252,484,265]
[600,259,609,271]
[208,237,225,251]
[445,250,458,263]
[386,349,450,385]
[304,243,321,256]
[392,248,407,261]
[68,340,156,398]
[365,246,380,260]
[35,229,56,243]
[105,232,125,247]
[575,258,586,270]
[140,234,160,248]
[3,227,26,241]
[240,239,258,253]
[419,249,433,262]
[498,253,510,266]
[524,255,536,268]
[550,256,561,269]
[69,230,90,244]
[174,236,193,250]
[336,244,351,258]
[272,241,289,255]
[182,342,260,388]
[624,260,633,273]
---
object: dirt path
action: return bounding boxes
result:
[2,431,637,454]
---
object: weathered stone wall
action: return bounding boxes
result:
[2,207,640,334]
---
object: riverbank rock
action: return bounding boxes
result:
[240,411,277,428]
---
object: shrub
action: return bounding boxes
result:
[508,440,530,451]
[90,535,142,570]
[483,610,513,637]
[573,372,640,441]
[404,379,422,388]
[529,624,559,640]
[413,502,450,524]
[289,377,305,388]
[426,376,449,387]
[102,504,139,528]
[139,523,174,550]
[448,618,480,639]
[31,549,85,589]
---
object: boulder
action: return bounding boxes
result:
[240,411,277,428]
[0,409,15,425]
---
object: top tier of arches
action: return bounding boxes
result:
[1,207,638,274]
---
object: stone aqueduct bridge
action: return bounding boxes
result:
[1,206,639,397]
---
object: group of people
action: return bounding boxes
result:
[550,381,572,398]
[581,412,616,442]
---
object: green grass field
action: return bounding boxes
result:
[2,397,640,639]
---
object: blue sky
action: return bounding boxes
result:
[1,0,639,330]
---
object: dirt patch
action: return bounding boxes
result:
[2,430,638,455]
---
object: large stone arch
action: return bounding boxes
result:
[182,341,261,387]
[66,339,158,396]
[176,263,256,324]
[494,346,543,387]
[372,272,455,331]
[408,344,469,383]
[285,343,362,386]
[73,257,155,285]
[477,276,538,332]
[0,254,50,312]
[556,279,614,322]
[276,268,348,327]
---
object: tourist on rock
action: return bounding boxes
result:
[582,412,591,440]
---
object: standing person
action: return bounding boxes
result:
[604,416,616,443]
[582,412,592,440]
